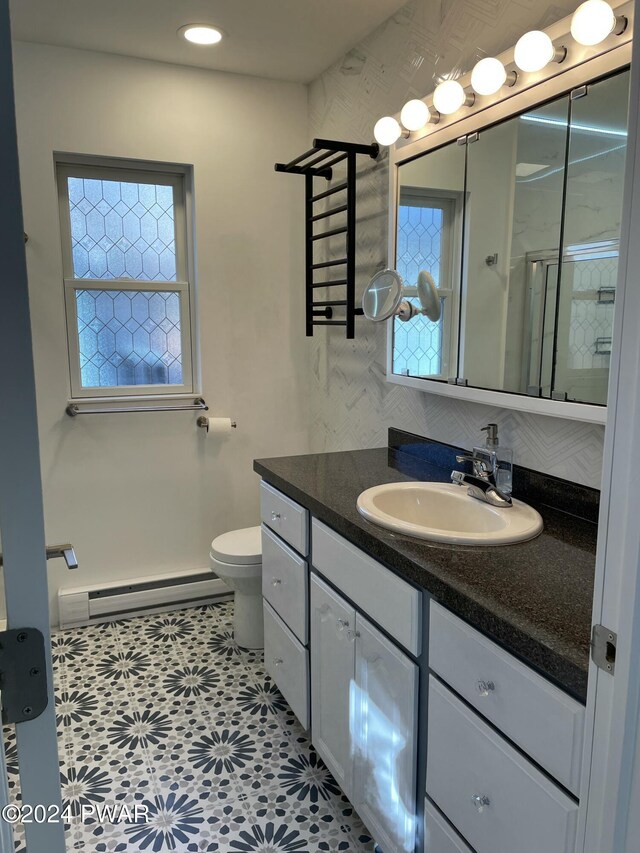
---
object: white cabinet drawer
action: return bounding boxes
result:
[263,601,309,729]
[429,601,584,795]
[424,800,473,853]
[260,481,308,556]
[427,677,578,853]
[262,525,308,644]
[312,518,421,656]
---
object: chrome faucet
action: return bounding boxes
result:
[452,449,512,508]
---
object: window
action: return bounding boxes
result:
[393,188,459,380]
[57,160,195,398]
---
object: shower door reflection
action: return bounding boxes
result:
[526,242,618,404]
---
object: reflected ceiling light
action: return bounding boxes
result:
[514,31,565,73]
[571,0,627,45]
[400,99,439,130]
[374,116,403,146]
[432,80,474,115]
[470,57,517,96]
[180,24,224,45]
[520,113,627,137]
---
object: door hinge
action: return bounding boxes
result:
[592,624,617,675]
[0,628,49,723]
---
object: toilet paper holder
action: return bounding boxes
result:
[197,416,237,430]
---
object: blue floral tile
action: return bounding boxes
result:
[7,601,376,852]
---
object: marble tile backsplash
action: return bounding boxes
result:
[306,0,605,489]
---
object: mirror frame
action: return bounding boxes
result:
[386,7,633,425]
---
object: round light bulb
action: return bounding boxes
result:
[400,99,430,131]
[514,31,557,72]
[181,25,223,45]
[374,116,402,146]
[471,57,508,96]
[571,0,618,45]
[433,80,467,115]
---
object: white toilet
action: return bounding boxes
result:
[210,526,264,649]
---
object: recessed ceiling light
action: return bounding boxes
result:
[179,24,224,46]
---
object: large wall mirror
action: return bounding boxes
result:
[390,66,630,419]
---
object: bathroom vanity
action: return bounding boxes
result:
[255,430,597,853]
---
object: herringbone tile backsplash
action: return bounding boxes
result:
[306,0,605,488]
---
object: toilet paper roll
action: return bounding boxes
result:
[204,417,236,435]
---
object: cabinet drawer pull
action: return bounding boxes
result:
[336,618,349,631]
[477,680,495,696]
[471,794,491,813]
[272,578,282,587]
[347,629,361,642]
[273,657,284,667]
[271,511,282,521]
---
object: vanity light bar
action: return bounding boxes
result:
[373,0,630,146]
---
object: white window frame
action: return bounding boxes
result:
[56,157,197,400]
[390,186,462,382]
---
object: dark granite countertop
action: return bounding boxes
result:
[254,433,598,702]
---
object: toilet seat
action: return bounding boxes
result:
[210,525,262,566]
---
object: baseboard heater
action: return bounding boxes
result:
[58,568,231,629]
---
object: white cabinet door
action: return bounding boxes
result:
[352,613,419,853]
[310,573,356,799]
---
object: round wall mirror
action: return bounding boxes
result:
[362,268,441,322]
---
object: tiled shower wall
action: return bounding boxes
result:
[307,0,606,488]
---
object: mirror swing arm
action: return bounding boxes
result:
[374,1,633,425]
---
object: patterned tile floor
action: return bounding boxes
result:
[5,602,375,852]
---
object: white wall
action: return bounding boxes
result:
[12,43,310,624]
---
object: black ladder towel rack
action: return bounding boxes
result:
[275,138,379,338]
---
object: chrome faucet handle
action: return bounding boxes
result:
[456,452,492,479]
[455,453,476,465]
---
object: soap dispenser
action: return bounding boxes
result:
[479,423,513,496]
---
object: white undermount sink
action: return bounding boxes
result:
[356,481,543,545]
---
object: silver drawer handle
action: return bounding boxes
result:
[336,618,349,631]
[272,578,282,587]
[477,680,495,696]
[273,658,283,667]
[271,511,281,521]
[347,629,360,642]
[471,794,490,813]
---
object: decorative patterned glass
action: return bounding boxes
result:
[567,255,617,370]
[75,289,183,388]
[394,202,445,376]
[67,177,177,281]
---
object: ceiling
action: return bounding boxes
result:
[9,0,408,84]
